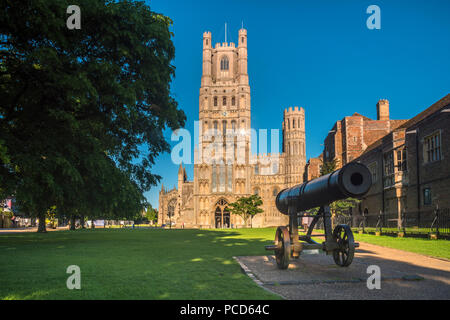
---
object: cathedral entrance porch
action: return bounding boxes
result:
[214,199,231,228]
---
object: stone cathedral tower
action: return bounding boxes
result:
[193,28,252,228]
[283,107,306,185]
[158,28,306,229]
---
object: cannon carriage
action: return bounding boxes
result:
[265,162,372,269]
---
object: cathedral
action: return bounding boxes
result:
[158,28,306,228]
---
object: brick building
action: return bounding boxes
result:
[323,99,407,168]
[404,94,450,213]
[304,153,322,181]
[354,94,450,220]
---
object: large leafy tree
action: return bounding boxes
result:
[229,194,264,228]
[0,0,185,232]
[144,204,158,224]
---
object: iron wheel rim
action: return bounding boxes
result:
[275,226,291,269]
[332,224,355,267]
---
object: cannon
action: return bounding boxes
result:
[265,162,372,269]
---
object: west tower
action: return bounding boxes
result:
[159,28,305,229]
[194,28,252,228]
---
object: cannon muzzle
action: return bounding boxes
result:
[276,162,371,215]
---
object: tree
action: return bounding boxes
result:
[320,158,339,176]
[229,194,264,228]
[0,1,185,232]
[145,205,158,224]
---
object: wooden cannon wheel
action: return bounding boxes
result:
[274,226,291,270]
[332,224,355,267]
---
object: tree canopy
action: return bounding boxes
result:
[229,195,264,228]
[0,0,185,231]
[144,204,158,224]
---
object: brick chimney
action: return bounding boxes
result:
[376,99,389,121]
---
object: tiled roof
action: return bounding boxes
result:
[398,94,450,130]
[359,94,450,156]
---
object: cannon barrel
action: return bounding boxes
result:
[276,162,372,215]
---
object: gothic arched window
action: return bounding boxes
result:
[227,160,233,192]
[223,96,227,106]
[272,187,279,197]
[213,96,218,107]
[168,199,177,219]
[212,161,217,192]
[219,161,225,192]
[220,56,229,70]
[231,96,236,106]
[272,163,278,174]
[222,120,227,136]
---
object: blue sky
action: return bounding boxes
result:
[143,0,450,209]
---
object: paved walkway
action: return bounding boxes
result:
[235,242,450,300]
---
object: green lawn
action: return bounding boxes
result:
[0,228,281,300]
[304,230,450,260]
[353,233,450,260]
[350,227,434,235]
[1,227,449,300]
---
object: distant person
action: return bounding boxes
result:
[11,216,16,228]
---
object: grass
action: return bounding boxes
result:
[1,227,449,300]
[305,229,450,260]
[0,227,281,300]
[352,233,450,260]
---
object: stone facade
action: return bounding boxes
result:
[354,94,450,219]
[323,100,407,168]
[158,28,306,228]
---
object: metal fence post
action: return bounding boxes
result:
[399,209,406,233]
[375,210,383,234]
[436,207,440,236]
[362,211,366,233]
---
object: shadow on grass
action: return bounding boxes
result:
[0,228,281,300]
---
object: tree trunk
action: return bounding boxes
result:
[70,215,76,231]
[37,211,47,233]
[80,214,85,228]
[91,219,95,229]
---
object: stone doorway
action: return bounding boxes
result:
[214,199,230,228]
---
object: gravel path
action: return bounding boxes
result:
[235,242,450,300]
